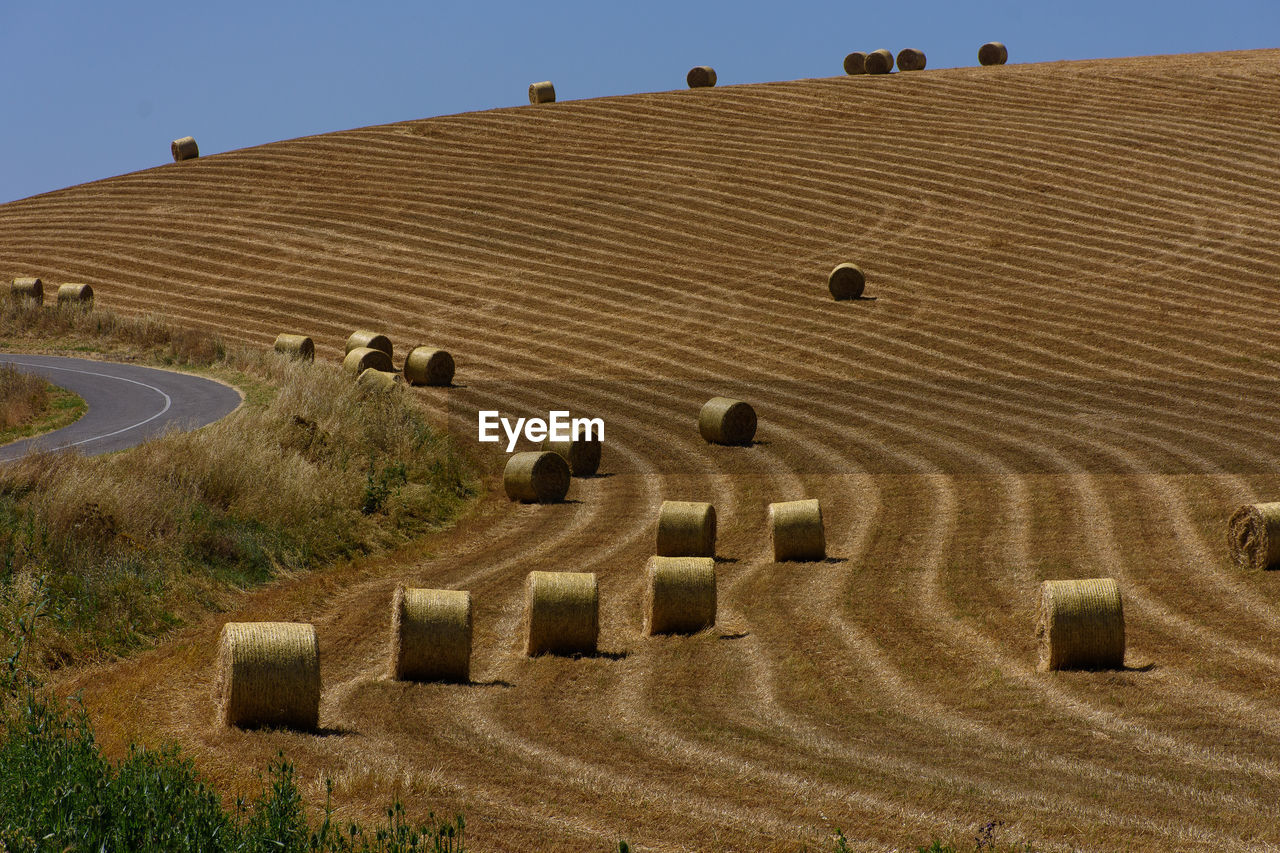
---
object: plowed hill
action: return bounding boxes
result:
[5,49,1280,852]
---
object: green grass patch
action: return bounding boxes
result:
[0,385,86,447]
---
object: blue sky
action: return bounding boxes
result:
[2,0,1278,204]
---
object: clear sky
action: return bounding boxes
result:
[2,0,1278,205]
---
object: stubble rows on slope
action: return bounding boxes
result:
[5,49,1280,851]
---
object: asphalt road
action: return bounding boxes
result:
[0,354,242,461]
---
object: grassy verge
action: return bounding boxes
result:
[0,365,87,447]
[0,301,477,669]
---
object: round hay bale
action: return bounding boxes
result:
[865,49,894,74]
[345,330,392,358]
[403,346,455,387]
[342,346,393,376]
[529,81,556,104]
[525,570,598,656]
[1227,502,1280,570]
[897,48,927,71]
[828,263,866,300]
[541,437,601,477]
[1035,578,1124,672]
[357,368,404,393]
[216,622,320,730]
[687,66,717,88]
[11,278,43,303]
[55,282,93,307]
[273,333,315,361]
[978,41,1008,66]
[843,51,867,75]
[171,136,199,161]
[698,397,757,446]
[644,556,716,636]
[389,587,472,682]
[503,450,570,503]
[770,498,825,561]
[656,500,716,558]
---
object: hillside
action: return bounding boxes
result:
[5,49,1280,851]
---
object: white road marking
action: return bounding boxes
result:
[0,358,173,450]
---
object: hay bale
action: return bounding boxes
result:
[699,397,757,446]
[273,333,314,361]
[770,498,825,561]
[389,587,472,682]
[542,437,601,477]
[644,556,716,635]
[55,282,94,307]
[504,450,570,503]
[171,136,199,161]
[978,42,1008,66]
[897,48,927,71]
[656,500,716,558]
[1227,502,1280,570]
[687,66,717,88]
[345,330,392,358]
[403,346,455,387]
[525,570,598,656]
[1035,578,1124,671]
[828,263,866,300]
[11,278,43,303]
[357,368,404,393]
[865,49,894,74]
[342,346,393,376]
[529,81,556,104]
[843,52,867,75]
[216,622,320,730]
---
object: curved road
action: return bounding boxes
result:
[0,354,242,461]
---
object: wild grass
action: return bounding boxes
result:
[0,301,476,669]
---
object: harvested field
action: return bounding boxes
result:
[6,48,1280,852]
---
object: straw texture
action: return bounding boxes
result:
[529,81,556,104]
[828,263,866,300]
[273,333,315,361]
[897,49,927,71]
[541,437,602,477]
[770,498,826,561]
[644,556,716,636]
[11,278,43,303]
[687,66,717,88]
[1035,578,1125,671]
[357,368,404,393]
[525,571,598,656]
[698,396,757,446]
[843,52,867,75]
[1227,502,1280,570]
[342,346,394,376]
[345,330,393,358]
[216,622,320,730]
[171,136,199,161]
[504,450,571,503]
[389,587,472,682]
[979,42,1009,66]
[865,49,894,74]
[656,500,717,557]
[55,282,94,306]
[403,346,455,386]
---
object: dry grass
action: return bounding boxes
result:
[0,364,52,430]
[0,306,474,671]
